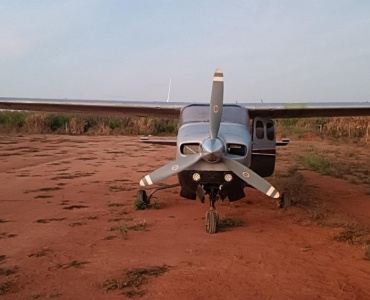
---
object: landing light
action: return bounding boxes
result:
[192,173,201,182]
[224,174,233,182]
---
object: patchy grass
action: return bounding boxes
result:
[218,218,244,229]
[107,202,124,207]
[364,245,370,260]
[25,187,62,193]
[68,222,85,227]
[298,151,331,175]
[134,198,147,210]
[110,220,148,239]
[103,235,117,240]
[55,260,89,270]
[150,200,161,210]
[76,157,97,161]
[298,146,368,183]
[108,218,125,223]
[28,249,51,258]
[35,195,53,199]
[127,221,148,231]
[63,205,88,210]
[47,292,62,298]
[30,292,41,299]
[333,222,370,245]
[102,265,170,297]
[0,233,17,239]
[106,185,126,192]
[0,267,17,276]
[0,281,13,295]
[112,225,129,239]
[35,218,66,224]
[51,172,94,180]
[270,165,314,208]
[0,152,22,157]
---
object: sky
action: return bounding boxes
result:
[1,0,369,103]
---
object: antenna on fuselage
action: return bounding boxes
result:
[166,78,172,102]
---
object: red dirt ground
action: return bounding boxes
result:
[1,134,370,299]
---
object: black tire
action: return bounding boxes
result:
[278,192,290,209]
[205,210,218,234]
[135,190,149,210]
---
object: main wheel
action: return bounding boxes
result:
[278,192,290,209]
[205,209,219,234]
[135,190,149,210]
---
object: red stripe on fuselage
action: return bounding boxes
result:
[252,149,276,155]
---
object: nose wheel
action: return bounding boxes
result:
[205,188,220,234]
[205,208,219,234]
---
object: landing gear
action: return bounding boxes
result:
[136,190,149,205]
[205,208,219,234]
[136,184,180,208]
[205,187,220,234]
[278,192,290,209]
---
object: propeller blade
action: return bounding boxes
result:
[223,157,280,199]
[140,154,202,186]
[209,69,224,139]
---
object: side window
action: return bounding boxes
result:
[255,120,264,139]
[266,122,274,141]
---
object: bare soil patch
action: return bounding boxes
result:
[0,134,370,299]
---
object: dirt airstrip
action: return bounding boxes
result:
[1,134,370,299]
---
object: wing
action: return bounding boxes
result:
[242,102,370,118]
[1,97,370,119]
[0,97,186,118]
[140,137,177,146]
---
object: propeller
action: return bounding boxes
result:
[223,157,280,199]
[139,68,280,199]
[140,153,202,186]
[209,69,224,139]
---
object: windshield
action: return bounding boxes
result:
[179,104,249,126]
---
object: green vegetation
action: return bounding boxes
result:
[1,112,369,144]
[28,249,51,258]
[35,218,66,224]
[276,116,370,143]
[298,148,333,175]
[0,111,27,127]
[0,111,179,135]
[103,265,170,298]
[0,281,13,295]
[150,200,161,210]
[55,260,89,269]
[110,220,148,239]
[63,205,88,210]
[333,222,369,245]
[0,233,17,239]
[134,198,147,210]
[25,187,62,193]
[297,146,370,184]
[218,218,244,228]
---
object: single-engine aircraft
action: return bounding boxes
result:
[1,69,370,233]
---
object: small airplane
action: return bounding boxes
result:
[1,69,370,233]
